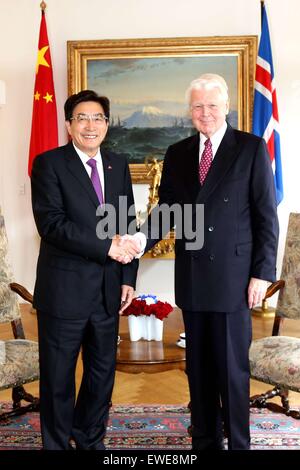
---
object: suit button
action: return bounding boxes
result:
[209,254,215,261]
[223,197,229,202]
[208,226,214,232]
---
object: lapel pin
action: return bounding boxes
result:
[107,165,112,170]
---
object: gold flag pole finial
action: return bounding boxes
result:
[40,1,47,11]
[252,298,275,318]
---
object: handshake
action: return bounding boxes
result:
[108,233,145,264]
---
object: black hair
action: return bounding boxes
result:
[64,89,110,121]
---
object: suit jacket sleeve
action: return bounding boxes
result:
[121,161,139,288]
[142,146,176,252]
[250,138,279,281]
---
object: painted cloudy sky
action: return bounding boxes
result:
[87,56,238,121]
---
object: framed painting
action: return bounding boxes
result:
[67,36,257,184]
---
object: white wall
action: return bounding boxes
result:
[0,0,299,305]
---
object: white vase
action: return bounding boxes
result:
[147,314,163,341]
[128,314,164,341]
[128,315,144,341]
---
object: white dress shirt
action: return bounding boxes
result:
[72,142,105,202]
[199,121,227,163]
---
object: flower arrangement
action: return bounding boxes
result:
[122,294,173,321]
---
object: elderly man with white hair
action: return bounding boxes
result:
[133,73,279,450]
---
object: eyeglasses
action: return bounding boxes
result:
[70,113,108,124]
[190,104,219,112]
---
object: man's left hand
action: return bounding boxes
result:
[248,277,271,309]
[119,285,134,315]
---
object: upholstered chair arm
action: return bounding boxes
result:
[264,280,285,300]
[9,283,33,304]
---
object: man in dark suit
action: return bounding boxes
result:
[134,74,279,450]
[31,90,139,450]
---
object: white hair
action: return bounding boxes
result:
[185,73,229,104]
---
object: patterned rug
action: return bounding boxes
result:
[0,403,300,450]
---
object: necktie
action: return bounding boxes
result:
[199,138,213,185]
[86,158,104,205]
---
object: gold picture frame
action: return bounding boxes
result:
[67,36,257,184]
[67,36,257,259]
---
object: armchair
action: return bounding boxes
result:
[0,209,39,421]
[250,212,300,418]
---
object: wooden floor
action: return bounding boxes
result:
[1,305,300,406]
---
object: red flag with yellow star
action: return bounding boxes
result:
[28,8,58,175]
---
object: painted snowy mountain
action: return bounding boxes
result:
[123,106,189,128]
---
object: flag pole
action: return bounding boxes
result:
[260,1,264,28]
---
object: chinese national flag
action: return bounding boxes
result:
[28,9,58,175]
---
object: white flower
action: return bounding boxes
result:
[137,294,157,305]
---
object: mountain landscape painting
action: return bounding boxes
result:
[87,56,238,164]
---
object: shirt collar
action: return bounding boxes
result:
[72,142,101,164]
[200,121,227,155]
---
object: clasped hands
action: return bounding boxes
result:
[108,234,142,264]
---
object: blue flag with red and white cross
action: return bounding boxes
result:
[252,3,283,204]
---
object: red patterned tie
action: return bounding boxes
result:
[199,138,213,185]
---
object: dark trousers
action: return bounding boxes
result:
[183,309,252,450]
[37,307,119,450]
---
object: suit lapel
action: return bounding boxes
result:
[101,149,115,204]
[65,142,100,208]
[196,125,240,203]
[183,134,201,202]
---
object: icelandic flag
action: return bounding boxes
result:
[252,3,283,204]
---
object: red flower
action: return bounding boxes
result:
[122,298,147,316]
[153,301,173,320]
[122,298,173,320]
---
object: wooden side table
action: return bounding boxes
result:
[116,308,186,373]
